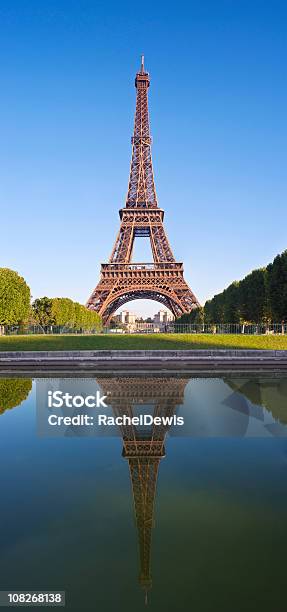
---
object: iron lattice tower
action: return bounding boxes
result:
[87,57,200,323]
[96,376,188,600]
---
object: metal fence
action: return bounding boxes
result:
[1,322,286,336]
[167,323,287,335]
[104,322,287,335]
[1,325,101,336]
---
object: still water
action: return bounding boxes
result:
[0,374,287,611]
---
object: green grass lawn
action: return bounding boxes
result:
[0,333,287,351]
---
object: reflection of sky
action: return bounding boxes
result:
[171,378,287,438]
[170,378,274,437]
[177,378,252,437]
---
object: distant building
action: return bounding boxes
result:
[114,310,137,325]
[135,321,158,332]
[153,310,174,324]
[112,309,174,332]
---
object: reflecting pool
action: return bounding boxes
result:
[0,374,287,611]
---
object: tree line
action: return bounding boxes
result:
[178,249,287,324]
[32,297,102,330]
[0,268,102,332]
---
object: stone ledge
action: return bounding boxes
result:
[0,349,287,360]
[0,349,287,373]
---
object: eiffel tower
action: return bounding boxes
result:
[87,56,199,323]
[96,376,188,600]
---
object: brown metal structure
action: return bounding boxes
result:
[87,56,199,323]
[96,376,188,600]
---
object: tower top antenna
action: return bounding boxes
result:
[141,54,145,73]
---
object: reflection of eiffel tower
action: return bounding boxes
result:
[96,377,188,601]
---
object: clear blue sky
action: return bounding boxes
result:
[1,1,287,317]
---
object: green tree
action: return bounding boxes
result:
[193,306,205,325]
[176,307,203,325]
[204,293,225,324]
[222,282,241,323]
[74,302,84,329]
[31,296,102,331]
[50,298,75,326]
[0,378,32,415]
[84,308,102,331]
[0,268,30,326]
[203,249,287,324]
[239,269,268,322]
[32,297,53,326]
[268,251,287,322]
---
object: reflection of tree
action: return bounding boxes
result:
[0,378,32,414]
[96,376,188,601]
[225,378,287,425]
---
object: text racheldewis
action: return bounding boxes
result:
[98,414,184,426]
